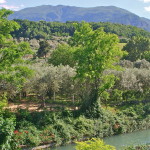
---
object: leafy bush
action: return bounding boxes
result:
[0,93,7,110]
[15,120,41,146]
[0,114,17,150]
[75,138,116,150]
[40,125,56,144]
[73,116,95,137]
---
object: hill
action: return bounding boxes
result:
[9,5,150,31]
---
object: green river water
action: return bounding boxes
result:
[51,129,150,150]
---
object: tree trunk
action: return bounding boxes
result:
[80,88,101,117]
[53,91,56,101]
[72,94,75,104]
[19,93,22,101]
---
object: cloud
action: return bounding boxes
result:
[0,4,19,10]
[0,3,25,11]
[0,0,6,4]
[142,0,150,3]
[144,6,150,11]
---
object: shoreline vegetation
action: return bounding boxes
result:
[23,133,150,150]
[1,102,150,150]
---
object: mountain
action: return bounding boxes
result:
[9,5,150,31]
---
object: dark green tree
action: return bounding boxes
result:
[123,36,150,61]
[37,40,51,58]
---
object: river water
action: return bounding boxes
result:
[51,129,150,150]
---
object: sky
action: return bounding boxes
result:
[1,0,150,19]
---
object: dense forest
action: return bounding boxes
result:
[11,19,150,40]
[0,8,150,150]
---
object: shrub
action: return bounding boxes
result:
[40,125,56,144]
[0,93,7,110]
[53,120,72,144]
[73,116,95,138]
[0,114,17,150]
[15,120,41,146]
[75,138,116,150]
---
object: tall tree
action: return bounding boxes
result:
[123,36,150,61]
[72,22,125,114]
[0,9,33,101]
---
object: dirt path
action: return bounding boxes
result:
[6,101,78,112]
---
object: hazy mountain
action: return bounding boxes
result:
[9,5,150,31]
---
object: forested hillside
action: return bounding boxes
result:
[11,19,150,40]
[8,5,150,31]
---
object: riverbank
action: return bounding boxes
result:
[1,102,150,149]
[24,129,150,150]
[1,102,149,150]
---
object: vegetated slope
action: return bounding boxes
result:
[9,5,150,31]
[11,20,150,40]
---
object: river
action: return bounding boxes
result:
[51,129,150,150]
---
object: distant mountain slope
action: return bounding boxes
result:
[9,5,150,31]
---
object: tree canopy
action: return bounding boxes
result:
[123,36,150,61]
[0,9,33,97]
[69,22,126,113]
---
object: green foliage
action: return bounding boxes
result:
[73,116,95,137]
[0,93,7,110]
[75,138,116,150]
[0,102,148,148]
[72,21,125,111]
[15,124,41,146]
[143,50,150,62]
[11,19,150,40]
[37,40,51,58]
[0,9,33,97]
[0,112,17,150]
[49,44,76,67]
[123,36,150,61]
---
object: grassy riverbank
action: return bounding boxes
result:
[0,102,150,149]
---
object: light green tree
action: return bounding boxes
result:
[72,22,125,113]
[76,138,116,150]
[0,8,33,102]
[49,44,76,67]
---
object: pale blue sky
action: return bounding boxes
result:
[1,0,150,19]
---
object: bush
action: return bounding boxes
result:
[15,120,41,146]
[0,114,18,150]
[0,93,8,110]
[73,116,95,138]
[53,120,72,144]
[75,138,116,150]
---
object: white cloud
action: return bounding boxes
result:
[0,3,25,11]
[0,4,19,10]
[0,0,6,4]
[142,0,150,3]
[144,6,150,11]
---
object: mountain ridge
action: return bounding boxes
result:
[9,5,150,31]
